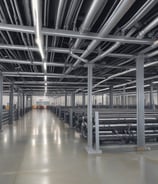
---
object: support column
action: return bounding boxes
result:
[82,93,85,107]
[0,72,3,129]
[136,55,145,149]
[26,95,29,112]
[20,92,23,116]
[17,89,20,120]
[157,88,158,108]
[65,92,67,107]
[86,64,93,153]
[23,92,25,115]
[71,93,75,108]
[150,83,155,110]
[9,83,14,124]
[109,86,113,108]
[121,86,126,108]
[30,95,33,109]
[102,93,104,106]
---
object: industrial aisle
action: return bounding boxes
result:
[0,110,157,184]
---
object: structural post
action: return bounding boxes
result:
[9,82,14,124]
[82,93,85,107]
[109,85,113,108]
[23,92,25,115]
[86,64,93,153]
[17,89,20,120]
[121,86,126,108]
[150,83,155,110]
[157,88,158,108]
[94,111,102,153]
[136,55,145,150]
[20,92,23,116]
[71,93,75,107]
[65,92,67,107]
[102,93,104,106]
[0,72,3,130]
[30,95,32,109]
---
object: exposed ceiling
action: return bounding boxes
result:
[0,0,158,95]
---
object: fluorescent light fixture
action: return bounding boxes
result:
[31,0,45,60]
[45,82,47,86]
[36,37,45,60]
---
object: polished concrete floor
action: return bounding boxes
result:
[0,110,158,184]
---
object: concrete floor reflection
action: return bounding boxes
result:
[0,109,158,184]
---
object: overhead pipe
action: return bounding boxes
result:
[50,0,67,72]
[61,0,107,81]
[64,0,79,29]
[138,17,158,39]
[73,0,107,49]
[121,0,157,31]
[92,59,158,89]
[65,0,136,73]
[89,1,158,64]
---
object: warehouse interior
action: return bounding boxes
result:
[0,0,158,183]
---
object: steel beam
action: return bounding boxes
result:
[9,83,14,124]
[0,24,153,45]
[2,72,104,80]
[136,55,145,149]
[0,72,3,129]
[0,58,71,67]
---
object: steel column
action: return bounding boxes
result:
[65,92,67,107]
[94,112,100,152]
[30,95,32,109]
[109,86,113,108]
[82,93,85,107]
[0,72,3,129]
[26,95,28,112]
[102,94,104,105]
[136,55,145,149]
[71,93,75,108]
[121,86,126,107]
[9,83,14,124]
[87,64,93,151]
[150,83,155,110]
[17,89,20,120]
[23,92,25,115]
